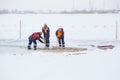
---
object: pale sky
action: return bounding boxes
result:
[0,0,120,11]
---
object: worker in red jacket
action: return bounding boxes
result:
[27,32,44,50]
[56,28,65,47]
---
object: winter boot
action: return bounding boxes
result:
[34,46,37,50]
[45,43,49,48]
[28,46,31,50]
[62,44,65,47]
[59,44,61,47]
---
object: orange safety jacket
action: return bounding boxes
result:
[56,28,64,38]
[57,30,63,38]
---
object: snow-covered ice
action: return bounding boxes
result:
[0,14,120,80]
[0,42,120,80]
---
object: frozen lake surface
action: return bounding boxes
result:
[0,14,120,80]
[0,14,120,40]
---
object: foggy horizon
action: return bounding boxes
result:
[0,0,120,11]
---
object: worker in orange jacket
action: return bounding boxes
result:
[56,28,65,47]
[42,24,50,47]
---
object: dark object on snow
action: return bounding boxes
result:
[97,45,114,50]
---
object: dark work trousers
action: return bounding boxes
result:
[44,34,50,47]
[58,37,65,47]
[28,36,37,49]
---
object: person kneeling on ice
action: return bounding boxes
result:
[28,32,44,50]
[56,28,65,47]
